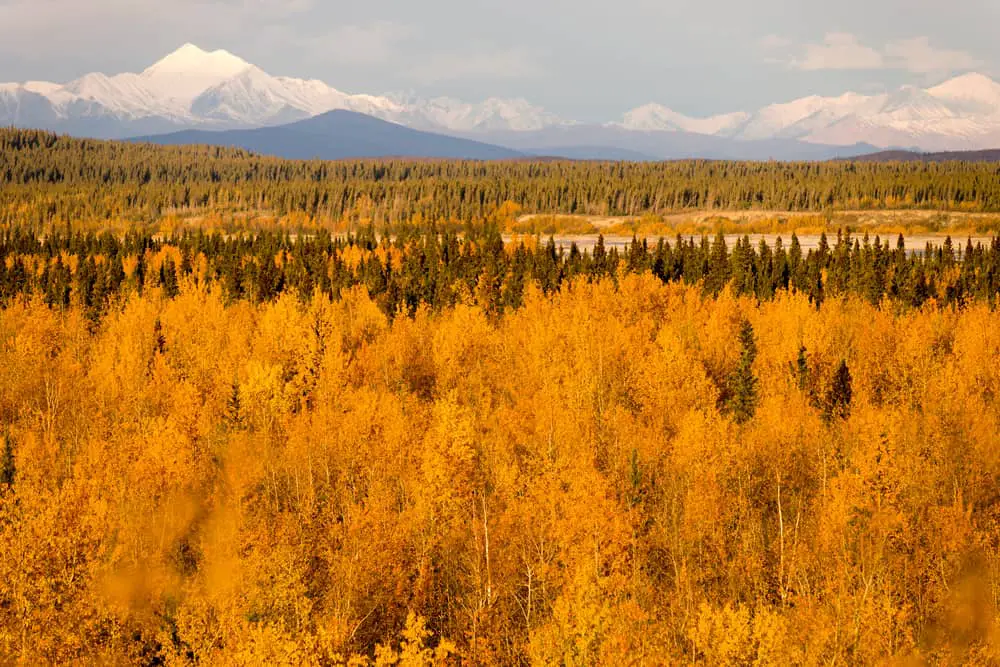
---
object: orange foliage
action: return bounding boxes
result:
[1,277,1000,663]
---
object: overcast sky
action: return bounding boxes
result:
[1,0,997,121]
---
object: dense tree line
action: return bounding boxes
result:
[2,226,998,319]
[4,129,1000,231]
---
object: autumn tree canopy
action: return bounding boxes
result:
[2,131,1000,663]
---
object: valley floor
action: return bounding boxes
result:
[515,209,1000,238]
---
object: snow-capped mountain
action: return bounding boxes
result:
[0,44,568,138]
[390,96,569,132]
[3,42,1000,153]
[728,92,888,141]
[927,72,1000,115]
[141,43,253,101]
[624,73,1000,150]
[619,104,749,135]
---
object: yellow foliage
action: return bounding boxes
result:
[1,278,999,663]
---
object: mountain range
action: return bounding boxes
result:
[133,110,525,161]
[3,43,1000,158]
[0,44,568,139]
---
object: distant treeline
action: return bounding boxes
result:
[4,129,1000,230]
[853,149,1000,163]
[2,226,998,317]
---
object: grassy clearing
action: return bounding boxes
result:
[513,210,1000,238]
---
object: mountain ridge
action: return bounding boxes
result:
[132,109,526,161]
[4,43,1000,153]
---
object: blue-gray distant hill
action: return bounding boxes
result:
[450,126,883,161]
[133,110,525,160]
[132,108,887,162]
[850,149,1000,162]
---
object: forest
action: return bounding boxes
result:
[1,128,1000,664]
[3,278,1000,664]
[1,226,1000,319]
[5,129,1000,231]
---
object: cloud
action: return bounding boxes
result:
[0,1,229,51]
[764,32,983,75]
[758,34,792,51]
[408,48,541,84]
[884,37,983,74]
[793,33,885,71]
[309,21,415,65]
[0,0,312,50]
[244,0,315,15]
[1,0,995,120]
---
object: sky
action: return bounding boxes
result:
[1,0,998,122]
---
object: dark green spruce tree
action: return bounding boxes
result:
[225,379,245,429]
[1,431,15,488]
[793,345,810,392]
[824,360,853,422]
[728,319,760,425]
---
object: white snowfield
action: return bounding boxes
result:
[617,72,1000,150]
[0,44,571,136]
[3,44,1000,150]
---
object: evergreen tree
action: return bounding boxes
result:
[728,319,760,425]
[592,235,608,276]
[824,360,853,422]
[809,269,825,308]
[153,318,167,356]
[1,431,14,488]
[161,256,180,298]
[788,233,804,291]
[706,231,730,294]
[793,345,810,391]
[226,380,245,429]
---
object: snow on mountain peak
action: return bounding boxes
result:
[191,65,312,124]
[619,104,685,131]
[465,97,565,131]
[928,72,1000,115]
[620,78,1000,146]
[6,42,1000,150]
[619,104,749,135]
[143,44,250,78]
[931,72,998,94]
[61,72,181,118]
[377,94,567,132]
[141,44,253,102]
[23,81,62,96]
